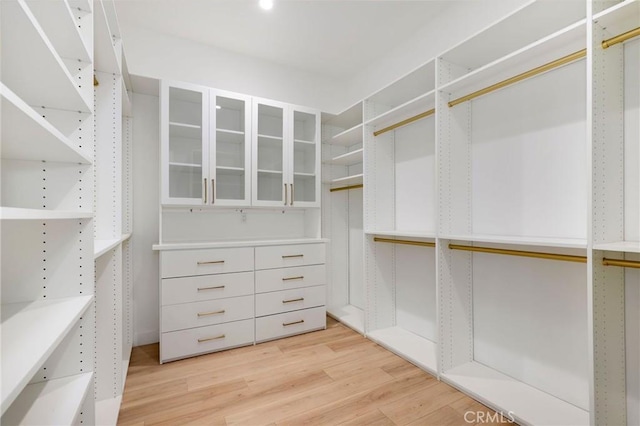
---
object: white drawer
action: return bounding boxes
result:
[255,265,326,294]
[161,247,254,278]
[162,271,254,305]
[161,319,254,362]
[255,243,325,270]
[162,295,254,332]
[255,306,326,343]
[255,286,325,317]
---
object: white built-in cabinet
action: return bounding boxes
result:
[0,0,133,424]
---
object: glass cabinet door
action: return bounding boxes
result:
[252,99,287,206]
[210,91,251,205]
[291,107,320,207]
[161,82,209,205]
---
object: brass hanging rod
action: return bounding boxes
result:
[374,237,435,247]
[602,26,640,49]
[448,49,586,107]
[330,184,363,192]
[373,108,435,137]
[94,75,99,86]
[449,243,587,263]
[602,258,640,269]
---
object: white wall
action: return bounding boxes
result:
[121,25,346,113]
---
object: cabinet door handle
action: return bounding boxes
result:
[197,309,226,317]
[212,178,215,204]
[283,319,304,327]
[282,276,304,281]
[203,178,208,204]
[282,254,303,259]
[290,183,294,206]
[198,334,225,343]
[283,297,304,304]
[284,183,288,206]
[197,260,225,265]
[197,285,225,291]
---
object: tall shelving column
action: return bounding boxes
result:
[1,0,96,424]
[93,0,134,423]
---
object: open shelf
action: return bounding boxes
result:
[24,0,91,63]
[217,128,244,136]
[325,148,363,166]
[169,162,201,168]
[442,362,589,426]
[0,207,93,221]
[169,122,201,139]
[94,238,121,259]
[366,91,435,131]
[2,373,93,425]
[327,174,363,186]
[293,172,315,177]
[217,166,246,175]
[328,124,363,147]
[1,0,91,113]
[257,134,283,141]
[1,84,92,164]
[327,305,364,335]
[257,169,283,175]
[366,230,436,240]
[93,0,120,74]
[294,139,315,145]
[367,327,437,375]
[593,0,640,37]
[439,233,587,249]
[593,241,640,253]
[1,296,93,414]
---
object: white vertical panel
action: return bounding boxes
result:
[626,259,640,426]
[365,235,395,331]
[348,188,364,309]
[624,39,640,242]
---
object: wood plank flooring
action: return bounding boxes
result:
[118,318,508,426]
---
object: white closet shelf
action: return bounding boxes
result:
[294,139,315,145]
[327,305,364,335]
[169,122,201,139]
[442,362,589,426]
[293,172,315,177]
[94,0,120,74]
[365,91,435,132]
[216,128,244,136]
[257,134,283,141]
[257,169,283,174]
[217,166,245,175]
[326,174,363,186]
[0,296,93,414]
[1,373,93,426]
[153,237,328,251]
[367,327,437,375]
[328,123,363,147]
[25,0,91,63]
[1,0,91,113]
[95,395,123,426]
[366,230,436,239]
[593,0,640,38]
[1,84,92,164]
[325,148,363,166]
[94,234,133,258]
[440,19,586,102]
[593,241,640,253]
[366,61,435,113]
[0,207,93,221]
[439,233,587,249]
[169,162,201,168]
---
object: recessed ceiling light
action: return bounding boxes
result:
[259,0,273,11]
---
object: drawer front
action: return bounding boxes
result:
[255,244,325,270]
[255,306,326,343]
[162,271,254,305]
[161,319,254,362]
[256,286,325,317]
[255,265,326,294]
[162,295,254,332]
[161,247,254,278]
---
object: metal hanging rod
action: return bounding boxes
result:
[602,26,640,49]
[448,49,586,107]
[373,108,435,137]
[330,184,363,192]
[603,258,640,269]
[94,75,99,86]
[374,237,435,247]
[449,243,587,263]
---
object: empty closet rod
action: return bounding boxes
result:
[448,244,587,263]
[448,49,586,107]
[330,184,363,192]
[373,108,435,137]
[374,237,435,247]
[602,258,640,269]
[602,26,640,49]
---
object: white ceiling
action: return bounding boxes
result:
[114,0,451,79]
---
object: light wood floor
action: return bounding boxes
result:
[118,318,506,426]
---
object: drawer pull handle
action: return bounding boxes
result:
[198,334,225,343]
[197,285,225,291]
[283,319,304,327]
[282,254,304,259]
[282,276,304,281]
[197,260,225,265]
[283,297,304,304]
[198,309,226,317]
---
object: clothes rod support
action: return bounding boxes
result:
[373,108,435,137]
[374,237,435,247]
[330,184,363,192]
[448,49,586,107]
[602,26,640,49]
[602,258,640,269]
[448,243,587,263]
